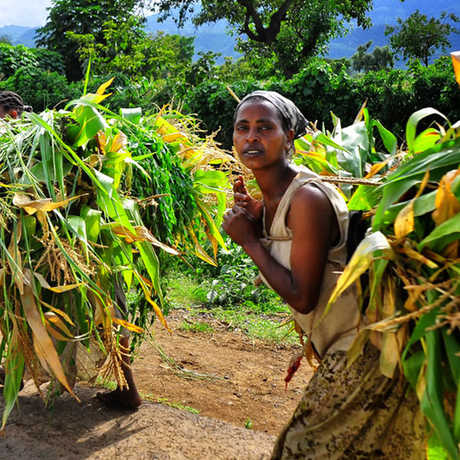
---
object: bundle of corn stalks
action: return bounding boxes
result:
[292,55,460,458]
[0,79,236,429]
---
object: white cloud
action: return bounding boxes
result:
[0,0,52,27]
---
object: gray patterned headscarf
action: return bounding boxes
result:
[234,90,307,139]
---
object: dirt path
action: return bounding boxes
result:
[0,309,314,459]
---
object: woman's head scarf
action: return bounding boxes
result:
[234,90,307,139]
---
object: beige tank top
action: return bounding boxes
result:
[259,167,361,358]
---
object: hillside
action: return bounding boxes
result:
[1,0,459,61]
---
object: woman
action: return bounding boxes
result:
[0,90,31,119]
[0,90,141,410]
[223,90,425,459]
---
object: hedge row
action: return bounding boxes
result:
[1,56,458,147]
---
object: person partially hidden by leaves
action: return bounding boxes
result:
[0,90,32,119]
[223,90,426,458]
[0,93,141,410]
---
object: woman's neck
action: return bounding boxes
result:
[254,162,298,204]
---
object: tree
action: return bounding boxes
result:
[36,0,153,81]
[351,41,394,73]
[385,10,460,66]
[68,20,195,81]
[155,0,374,77]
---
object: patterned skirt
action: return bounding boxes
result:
[271,344,426,459]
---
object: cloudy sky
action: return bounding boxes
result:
[0,0,52,27]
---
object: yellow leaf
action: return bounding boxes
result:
[379,331,399,378]
[433,168,460,226]
[135,273,170,332]
[21,270,79,401]
[108,224,179,255]
[96,77,115,95]
[113,317,144,334]
[13,193,86,215]
[45,324,73,342]
[7,219,25,294]
[110,132,127,153]
[162,132,187,143]
[34,272,82,293]
[40,300,75,326]
[187,225,217,266]
[382,276,396,318]
[325,232,391,315]
[365,159,390,179]
[404,285,426,312]
[394,201,414,239]
[44,312,74,338]
[398,246,438,269]
[451,51,460,86]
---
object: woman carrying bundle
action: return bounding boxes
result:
[223,90,425,459]
[0,90,32,119]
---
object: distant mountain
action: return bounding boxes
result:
[1,0,459,63]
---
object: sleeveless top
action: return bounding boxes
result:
[259,166,361,358]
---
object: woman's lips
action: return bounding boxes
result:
[243,149,264,156]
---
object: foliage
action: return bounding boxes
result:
[296,96,460,458]
[68,17,195,82]
[36,0,152,81]
[0,43,36,79]
[0,80,232,428]
[176,57,459,150]
[155,0,374,77]
[351,41,394,73]
[385,10,460,66]
[0,66,78,113]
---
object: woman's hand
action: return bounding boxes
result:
[233,176,263,222]
[222,205,260,248]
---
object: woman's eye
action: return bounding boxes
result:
[236,125,248,131]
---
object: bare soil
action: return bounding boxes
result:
[0,309,314,459]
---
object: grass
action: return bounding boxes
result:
[179,320,214,334]
[144,395,200,415]
[163,259,297,345]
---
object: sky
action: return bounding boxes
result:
[0,0,52,27]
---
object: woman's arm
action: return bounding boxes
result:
[223,184,336,314]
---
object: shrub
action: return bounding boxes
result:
[0,67,78,112]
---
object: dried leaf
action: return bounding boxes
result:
[13,193,86,215]
[21,270,79,401]
[112,317,144,334]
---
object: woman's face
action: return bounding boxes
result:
[0,106,18,119]
[233,100,294,171]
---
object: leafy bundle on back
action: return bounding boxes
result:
[291,54,460,459]
[0,80,235,429]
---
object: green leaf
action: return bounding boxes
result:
[421,330,459,460]
[80,206,102,243]
[419,213,460,251]
[413,128,442,154]
[406,108,447,155]
[373,119,397,155]
[120,107,142,124]
[1,348,24,430]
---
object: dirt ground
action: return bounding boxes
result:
[0,309,314,459]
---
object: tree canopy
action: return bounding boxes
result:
[351,41,394,73]
[36,0,152,81]
[155,0,374,77]
[385,10,460,66]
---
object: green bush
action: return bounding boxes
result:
[0,67,78,112]
[178,57,460,149]
[0,44,65,80]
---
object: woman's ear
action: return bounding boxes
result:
[285,129,295,153]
